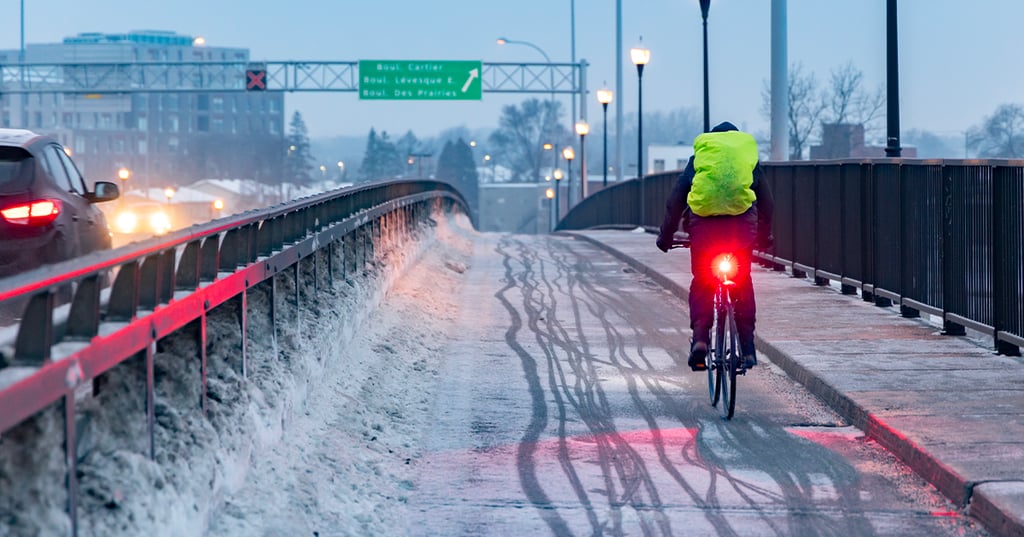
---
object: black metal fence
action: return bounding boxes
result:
[558,160,1024,355]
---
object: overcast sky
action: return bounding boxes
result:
[1,1,1020,140]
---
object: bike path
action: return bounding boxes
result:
[564,229,1024,537]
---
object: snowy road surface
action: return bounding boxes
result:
[212,225,986,536]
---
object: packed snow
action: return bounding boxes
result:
[0,206,474,536]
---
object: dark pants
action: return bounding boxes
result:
[686,210,758,354]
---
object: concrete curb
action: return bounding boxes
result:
[562,230,1023,537]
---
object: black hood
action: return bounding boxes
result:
[710,121,739,133]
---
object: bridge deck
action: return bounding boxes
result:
[567,229,1024,536]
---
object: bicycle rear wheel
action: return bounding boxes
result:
[709,310,724,406]
[719,306,739,420]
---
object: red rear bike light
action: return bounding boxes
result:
[712,253,739,280]
[1,199,62,226]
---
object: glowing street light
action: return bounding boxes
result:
[631,39,651,226]
[163,187,175,204]
[575,120,589,201]
[596,87,614,187]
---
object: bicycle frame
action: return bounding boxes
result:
[669,238,742,419]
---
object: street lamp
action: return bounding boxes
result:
[319,164,327,177]
[630,42,650,179]
[545,187,556,232]
[575,120,589,201]
[337,160,345,180]
[700,0,712,133]
[631,41,650,226]
[596,87,613,187]
[553,168,564,223]
[117,167,131,205]
[163,187,175,205]
[498,36,557,171]
[562,146,575,208]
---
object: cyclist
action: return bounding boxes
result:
[655,121,774,372]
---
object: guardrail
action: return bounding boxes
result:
[0,179,467,536]
[557,159,1024,356]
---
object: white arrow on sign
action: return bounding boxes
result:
[461,68,479,93]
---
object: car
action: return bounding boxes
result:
[109,201,173,244]
[0,128,119,279]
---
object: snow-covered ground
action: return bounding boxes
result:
[0,206,475,536]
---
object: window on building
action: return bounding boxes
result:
[138,139,147,155]
[197,95,209,111]
[677,159,688,169]
[212,97,224,112]
[269,119,279,135]
[63,112,73,127]
[138,116,148,130]
[163,94,178,111]
[269,98,280,113]
[74,137,86,156]
[168,115,179,132]
[33,112,42,128]
[197,116,209,132]
[653,159,666,173]
[212,118,224,133]
[168,136,179,153]
[113,139,125,154]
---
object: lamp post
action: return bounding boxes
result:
[337,160,345,180]
[699,0,712,132]
[575,120,589,201]
[117,167,131,206]
[545,187,556,231]
[498,37,558,172]
[630,42,650,226]
[562,146,575,209]
[553,168,564,223]
[163,187,175,205]
[543,142,557,180]
[596,87,613,187]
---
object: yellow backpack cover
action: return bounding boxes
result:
[687,130,759,216]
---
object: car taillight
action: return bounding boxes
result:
[1,199,62,226]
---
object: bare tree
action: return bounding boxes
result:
[826,61,885,139]
[762,61,888,159]
[488,98,569,182]
[968,103,1024,158]
[760,62,826,160]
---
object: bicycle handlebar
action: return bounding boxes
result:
[668,238,691,249]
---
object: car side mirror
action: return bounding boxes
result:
[88,181,120,203]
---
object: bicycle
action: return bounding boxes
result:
[669,237,745,420]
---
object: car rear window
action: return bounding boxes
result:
[0,146,34,192]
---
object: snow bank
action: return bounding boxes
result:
[0,204,475,536]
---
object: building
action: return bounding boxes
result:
[810,123,917,159]
[648,143,694,174]
[0,31,285,190]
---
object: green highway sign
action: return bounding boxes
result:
[358,60,482,100]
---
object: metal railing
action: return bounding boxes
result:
[557,159,1024,356]
[0,179,468,536]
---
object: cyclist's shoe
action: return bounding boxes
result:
[688,341,709,371]
[741,352,757,370]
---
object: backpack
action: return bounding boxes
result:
[686,130,758,217]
